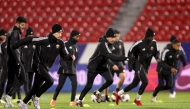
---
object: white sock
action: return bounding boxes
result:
[118,89,124,96]
[136,94,142,100]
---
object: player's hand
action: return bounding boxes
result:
[112,65,119,70]
[71,55,76,60]
[171,68,177,75]
[156,59,160,63]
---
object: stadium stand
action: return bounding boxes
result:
[123,0,190,42]
[0,0,125,43]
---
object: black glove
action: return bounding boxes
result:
[128,57,136,72]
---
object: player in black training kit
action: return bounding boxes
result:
[115,28,160,106]
[50,30,80,106]
[21,27,35,94]
[103,30,126,102]
[151,39,181,102]
[0,29,7,104]
[3,16,27,108]
[76,28,128,107]
[14,24,75,109]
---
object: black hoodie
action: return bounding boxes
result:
[87,36,127,72]
[58,38,79,74]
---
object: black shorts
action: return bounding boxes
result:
[111,66,124,77]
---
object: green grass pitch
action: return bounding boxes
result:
[0,92,189,109]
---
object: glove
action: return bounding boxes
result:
[128,57,136,72]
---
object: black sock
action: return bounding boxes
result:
[116,88,119,91]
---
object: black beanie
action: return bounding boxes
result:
[52,24,62,34]
[0,29,7,36]
[145,28,155,37]
[106,28,116,37]
[170,35,177,42]
[70,30,80,37]
[25,27,34,37]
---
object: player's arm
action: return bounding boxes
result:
[59,56,68,73]
[153,43,160,62]
[100,42,127,61]
[128,41,140,58]
[59,41,75,61]
[121,42,126,65]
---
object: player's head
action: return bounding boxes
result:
[15,16,27,31]
[0,29,7,41]
[25,27,34,37]
[145,28,155,42]
[70,30,80,43]
[170,35,177,42]
[114,30,120,42]
[172,39,181,51]
[105,28,116,44]
[52,24,63,39]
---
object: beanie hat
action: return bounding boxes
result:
[170,35,177,42]
[106,28,116,37]
[25,27,34,37]
[0,29,7,36]
[52,24,62,34]
[145,28,155,37]
[70,30,80,37]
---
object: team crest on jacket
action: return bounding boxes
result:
[24,45,28,48]
[176,55,179,58]
[150,47,154,50]
[56,44,60,49]
[112,47,115,50]
[33,45,36,49]
[119,45,122,49]
[76,48,78,52]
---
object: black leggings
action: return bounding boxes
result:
[79,70,113,100]
[53,74,77,101]
[0,67,8,99]
[23,64,53,104]
[123,62,148,95]
[153,71,173,97]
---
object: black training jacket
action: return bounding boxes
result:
[58,38,79,74]
[87,36,127,72]
[128,38,160,71]
[0,41,8,68]
[157,44,181,74]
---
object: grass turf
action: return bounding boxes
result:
[0,92,189,109]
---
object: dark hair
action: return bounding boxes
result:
[16,16,27,23]
[114,30,120,34]
[172,39,180,44]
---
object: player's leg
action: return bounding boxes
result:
[50,74,67,106]
[68,74,77,106]
[77,71,97,107]
[0,67,8,104]
[152,71,165,102]
[24,71,29,95]
[163,73,173,90]
[28,72,34,90]
[169,72,178,98]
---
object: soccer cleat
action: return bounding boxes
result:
[32,95,40,109]
[169,91,176,98]
[76,100,83,107]
[0,99,6,104]
[27,100,32,105]
[17,100,28,109]
[50,99,56,106]
[93,90,101,103]
[69,102,76,106]
[115,91,120,105]
[134,99,143,106]
[3,95,15,107]
[151,96,157,102]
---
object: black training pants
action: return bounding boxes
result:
[79,70,113,100]
[0,67,8,99]
[153,71,173,97]
[23,64,53,104]
[53,73,77,101]
[123,61,148,95]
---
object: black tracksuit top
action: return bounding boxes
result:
[0,41,8,68]
[87,36,127,72]
[128,38,160,70]
[157,44,180,74]
[58,38,78,74]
